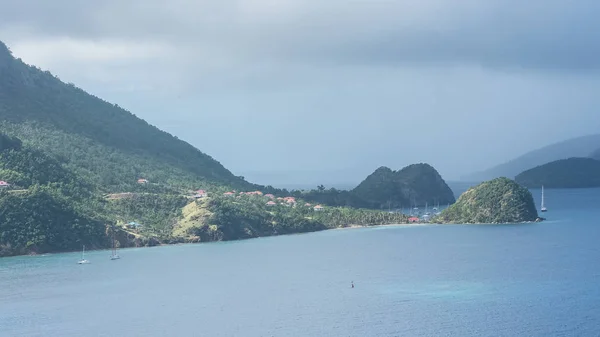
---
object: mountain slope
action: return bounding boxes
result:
[0,40,413,257]
[463,134,600,182]
[0,40,252,192]
[0,132,109,256]
[515,157,600,188]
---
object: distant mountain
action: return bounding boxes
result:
[463,134,600,182]
[297,163,455,209]
[352,164,456,207]
[0,40,254,193]
[515,157,600,188]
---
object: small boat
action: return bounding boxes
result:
[541,185,547,212]
[110,226,120,260]
[77,245,90,264]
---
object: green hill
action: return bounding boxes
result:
[297,163,455,209]
[352,164,455,207]
[0,134,108,255]
[437,177,539,224]
[0,40,253,193]
[0,186,107,256]
[0,40,412,257]
[515,157,600,188]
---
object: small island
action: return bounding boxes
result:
[435,177,540,224]
[515,157,600,188]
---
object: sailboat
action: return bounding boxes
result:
[110,226,120,260]
[541,186,547,212]
[77,245,90,264]
[424,202,431,216]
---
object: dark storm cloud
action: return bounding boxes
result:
[2,0,600,183]
[2,0,600,71]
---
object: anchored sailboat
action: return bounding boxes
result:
[77,245,90,264]
[110,226,120,260]
[541,186,547,213]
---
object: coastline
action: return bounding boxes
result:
[334,222,434,230]
[3,218,544,259]
[3,221,420,259]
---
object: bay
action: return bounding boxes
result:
[1,188,599,336]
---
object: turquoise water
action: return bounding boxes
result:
[1,188,600,336]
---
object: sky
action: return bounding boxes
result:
[2,0,600,187]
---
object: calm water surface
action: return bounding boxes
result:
[1,188,600,336]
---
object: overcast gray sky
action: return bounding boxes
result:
[2,0,600,187]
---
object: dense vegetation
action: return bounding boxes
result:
[436,177,539,224]
[107,194,190,233]
[515,157,600,188]
[0,40,254,193]
[297,164,455,209]
[171,195,409,244]
[1,126,412,256]
[0,186,107,256]
[0,40,448,257]
[0,132,110,256]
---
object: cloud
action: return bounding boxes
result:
[2,0,600,183]
[2,0,600,72]
[11,38,170,64]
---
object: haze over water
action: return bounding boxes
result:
[1,188,600,337]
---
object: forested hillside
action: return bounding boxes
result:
[0,40,414,257]
[0,40,253,193]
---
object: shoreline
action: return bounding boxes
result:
[2,219,542,259]
[2,222,420,259]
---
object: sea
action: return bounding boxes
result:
[1,187,600,336]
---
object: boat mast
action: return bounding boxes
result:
[542,185,544,209]
[112,225,117,256]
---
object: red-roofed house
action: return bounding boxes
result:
[224,192,235,196]
[314,205,324,211]
[408,217,420,223]
[284,197,296,204]
[266,201,276,206]
[264,194,275,199]
[0,181,10,187]
[137,178,148,184]
[194,190,208,198]
[243,191,264,196]
[305,203,312,207]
